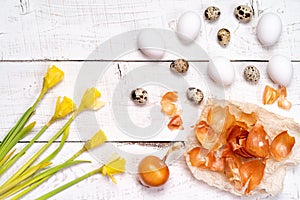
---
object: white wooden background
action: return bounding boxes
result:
[0,0,300,199]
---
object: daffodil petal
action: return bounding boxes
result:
[78,87,105,112]
[84,130,107,150]
[52,96,76,121]
[43,65,64,92]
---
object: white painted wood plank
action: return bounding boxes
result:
[1,61,300,142]
[0,142,298,199]
[0,0,299,60]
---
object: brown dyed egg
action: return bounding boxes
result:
[217,28,230,47]
[204,6,221,21]
[234,5,253,23]
[170,59,189,73]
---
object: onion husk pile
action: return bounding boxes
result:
[185,99,300,196]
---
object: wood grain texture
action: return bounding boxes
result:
[1,0,300,199]
[0,0,299,60]
[1,61,300,142]
[0,61,299,199]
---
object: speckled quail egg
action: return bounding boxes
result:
[170,59,189,73]
[131,88,148,105]
[217,28,230,47]
[186,87,204,104]
[204,6,221,21]
[234,5,253,23]
[244,65,260,83]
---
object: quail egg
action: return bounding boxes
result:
[186,87,204,104]
[170,59,189,73]
[217,28,230,47]
[204,6,221,21]
[131,88,148,105]
[234,5,253,23]
[244,65,260,83]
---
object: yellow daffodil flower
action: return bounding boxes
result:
[84,130,107,150]
[42,65,64,94]
[102,154,126,184]
[78,87,105,113]
[66,130,107,162]
[50,96,76,123]
[35,154,126,200]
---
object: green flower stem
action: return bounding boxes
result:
[0,121,36,163]
[0,160,89,200]
[3,113,76,186]
[9,176,48,200]
[39,126,69,164]
[5,125,70,192]
[36,167,103,200]
[0,149,15,167]
[0,124,49,176]
[0,161,51,195]
[66,147,87,163]
[0,107,34,149]
[0,89,44,154]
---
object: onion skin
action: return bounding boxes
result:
[167,115,183,131]
[195,121,218,150]
[222,145,243,189]
[277,96,292,110]
[188,147,224,172]
[138,156,170,187]
[227,125,253,158]
[161,91,178,103]
[270,131,295,161]
[160,91,179,117]
[188,147,206,167]
[245,125,269,158]
[263,85,279,105]
[239,160,265,194]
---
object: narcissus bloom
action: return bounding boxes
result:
[78,87,105,112]
[42,65,64,93]
[84,130,107,150]
[51,96,76,122]
[102,154,126,184]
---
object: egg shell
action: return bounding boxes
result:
[268,55,293,86]
[176,11,201,44]
[256,13,282,46]
[207,57,235,86]
[137,29,165,59]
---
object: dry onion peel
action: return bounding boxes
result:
[270,131,295,161]
[263,85,292,110]
[185,99,300,196]
[168,115,183,131]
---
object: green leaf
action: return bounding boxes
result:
[0,121,36,163]
[40,126,70,163]
[0,124,49,176]
[0,161,51,196]
[0,160,89,199]
[0,149,16,167]
[36,167,101,200]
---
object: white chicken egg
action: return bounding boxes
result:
[176,11,201,44]
[256,13,282,47]
[268,55,293,86]
[137,29,165,59]
[207,56,235,86]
